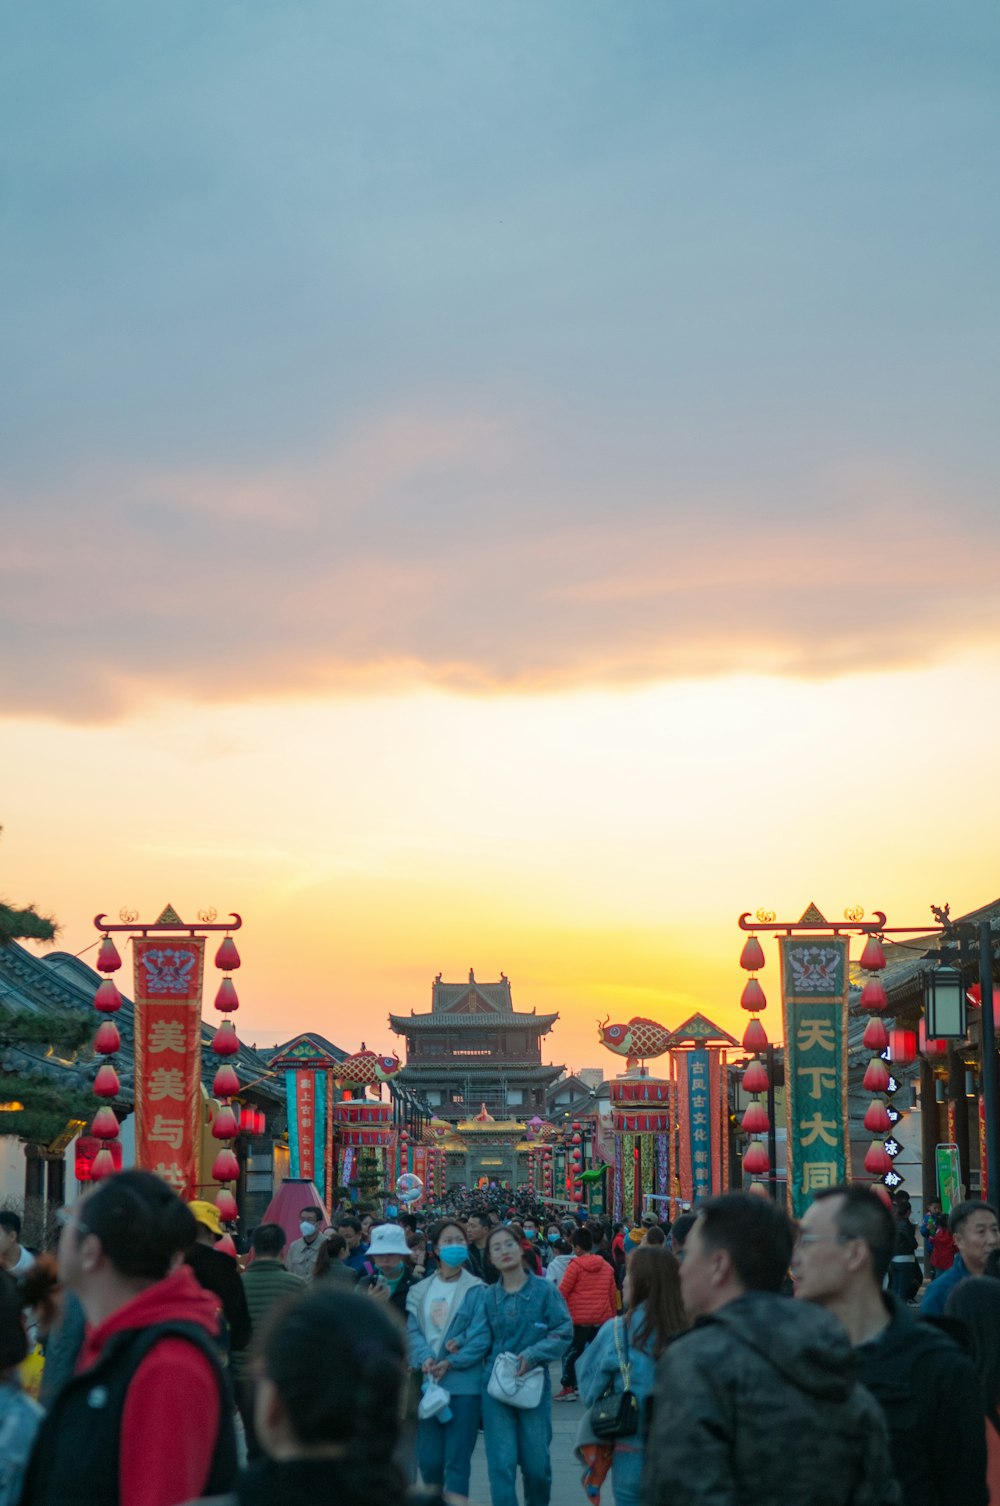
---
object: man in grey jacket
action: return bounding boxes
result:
[642,1194,898,1506]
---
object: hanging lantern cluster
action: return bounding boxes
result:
[238,1105,266,1136]
[738,933,770,1177]
[89,935,124,1182]
[209,932,242,1223]
[858,935,893,1179]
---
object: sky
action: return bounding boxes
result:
[2,1,999,1075]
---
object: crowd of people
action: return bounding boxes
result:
[0,1176,998,1505]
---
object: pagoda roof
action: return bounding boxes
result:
[431,971,514,1014]
[389,1012,559,1032]
[261,1033,349,1069]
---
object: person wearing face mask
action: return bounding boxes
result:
[406,1219,485,1504]
[286,1207,327,1281]
[359,1225,417,1315]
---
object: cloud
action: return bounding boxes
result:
[3,405,1000,723]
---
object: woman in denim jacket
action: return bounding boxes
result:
[448,1225,572,1506]
[576,1247,687,1506]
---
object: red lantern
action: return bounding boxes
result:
[859,937,886,972]
[215,936,241,971]
[96,937,122,973]
[239,1105,255,1134]
[254,1109,266,1136]
[740,978,766,1012]
[93,980,123,1014]
[89,1147,118,1182]
[213,1065,241,1098]
[216,1189,239,1222]
[966,982,1000,1028]
[93,1020,121,1056]
[214,978,239,1014]
[863,1058,890,1093]
[863,1099,891,1134]
[918,1018,949,1058]
[743,1140,769,1175]
[742,1018,768,1053]
[889,1028,917,1066]
[93,1063,120,1099]
[864,1141,893,1175]
[862,1018,889,1053]
[212,1105,239,1140]
[212,1149,240,1182]
[91,1106,120,1140]
[740,936,766,972]
[860,979,888,1013]
[742,1101,770,1135]
[742,1060,769,1096]
[211,1022,240,1056]
[571,1132,582,1145]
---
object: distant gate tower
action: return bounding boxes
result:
[390,970,564,1127]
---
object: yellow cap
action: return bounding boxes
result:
[188,1200,223,1236]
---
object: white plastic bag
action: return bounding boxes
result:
[419,1377,452,1420]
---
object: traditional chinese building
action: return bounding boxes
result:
[390,971,564,1182]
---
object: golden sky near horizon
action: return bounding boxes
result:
[6,653,1000,1072]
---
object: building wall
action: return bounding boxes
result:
[0,1138,24,1208]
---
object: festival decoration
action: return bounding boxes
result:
[334,1047,402,1089]
[598,1017,673,1070]
[778,915,851,1216]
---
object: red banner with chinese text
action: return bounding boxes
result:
[133,937,205,1198]
[296,1070,317,1182]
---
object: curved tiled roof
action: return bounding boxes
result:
[389,1012,558,1031]
[0,943,281,1107]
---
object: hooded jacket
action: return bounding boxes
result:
[22,1265,235,1506]
[853,1294,987,1506]
[559,1254,617,1326]
[643,1292,899,1506]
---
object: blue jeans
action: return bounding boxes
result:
[482,1380,553,1506]
[416,1392,481,1499]
[611,1441,645,1506]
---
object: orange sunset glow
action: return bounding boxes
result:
[3,4,1000,1079]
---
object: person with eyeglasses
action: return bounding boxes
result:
[642,1193,897,1506]
[793,1183,987,1506]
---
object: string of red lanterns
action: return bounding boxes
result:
[738,933,771,1178]
[89,935,125,1181]
[858,936,895,1182]
[209,933,242,1224]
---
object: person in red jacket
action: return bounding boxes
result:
[555,1226,617,1400]
[21,1169,236,1506]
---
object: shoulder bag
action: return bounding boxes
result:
[590,1320,640,1439]
[487,1350,544,1410]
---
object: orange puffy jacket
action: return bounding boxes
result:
[559,1253,617,1326]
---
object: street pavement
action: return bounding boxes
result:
[467,1367,614,1506]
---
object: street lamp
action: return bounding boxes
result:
[923,966,967,1040]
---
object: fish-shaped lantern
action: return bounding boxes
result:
[335,1046,402,1088]
[597,1016,674,1070]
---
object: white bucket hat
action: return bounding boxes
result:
[367,1224,412,1257]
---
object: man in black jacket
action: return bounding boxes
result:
[643,1194,897,1506]
[185,1200,251,1359]
[793,1183,987,1506]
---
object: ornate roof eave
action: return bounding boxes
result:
[389,1012,559,1031]
[398,1064,564,1080]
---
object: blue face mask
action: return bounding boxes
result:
[439,1244,468,1267]
[547,1232,560,1244]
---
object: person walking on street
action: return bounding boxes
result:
[0,1271,41,1506]
[234,1224,305,1459]
[21,1170,236,1506]
[335,1217,370,1276]
[0,1212,34,1279]
[449,1223,572,1506]
[576,1246,686,1506]
[406,1219,484,1504]
[286,1205,326,1280]
[556,1228,617,1400]
[946,1278,1000,1503]
[643,1193,897,1506]
[793,1183,987,1506]
[179,1286,417,1506]
[465,1213,493,1282]
[888,1196,920,1303]
[185,1201,251,1361]
[921,1200,1000,1316]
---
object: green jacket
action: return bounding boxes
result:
[231,1260,306,1377]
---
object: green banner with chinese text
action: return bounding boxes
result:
[780,936,850,1217]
